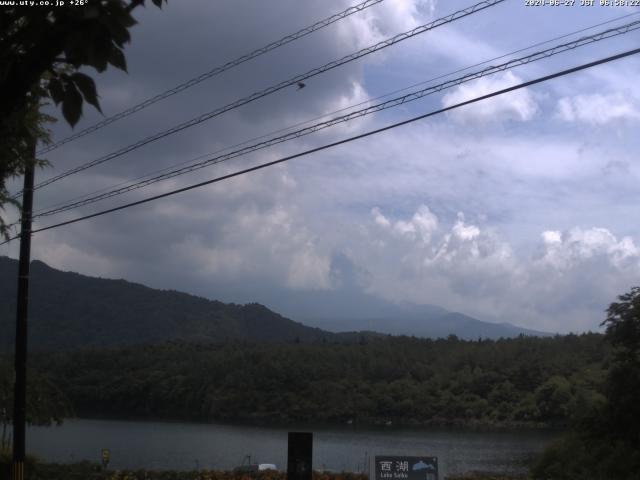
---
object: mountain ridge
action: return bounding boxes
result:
[0,256,335,350]
[302,310,550,339]
[0,256,549,350]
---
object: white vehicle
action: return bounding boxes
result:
[234,456,278,472]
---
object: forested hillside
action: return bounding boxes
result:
[31,333,607,427]
[0,257,334,350]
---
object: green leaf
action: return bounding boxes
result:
[63,32,86,67]
[85,34,112,73]
[104,16,131,47]
[111,6,137,29]
[47,77,65,105]
[61,81,83,127]
[71,72,102,113]
[108,46,127,72]
[85,44,108,72]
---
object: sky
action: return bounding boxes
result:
[3,0,640,333]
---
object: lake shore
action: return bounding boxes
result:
[71,412,561,431]
[0,455,527,480]
[24,418,554,478]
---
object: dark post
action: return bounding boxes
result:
[287,432,313,480]
[12,143,35,480]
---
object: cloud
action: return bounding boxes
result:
[182,204,331,290]
[365,206,640,332]
[337,0,426,50]
[371,207,391,228]
[537,227,640,271]
[556,93,640,125]
[373,205,438,244]
[29,166,332,295]
[4,0,639,339]
[441,71,538,124]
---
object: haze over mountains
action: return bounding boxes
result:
[263,287,550,339]
[0,256,549,351]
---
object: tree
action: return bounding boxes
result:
[533,286,640,479]
[600,286,640,446]
[0,90,53,239]
[0,360,72,451]
[0,0,166,238]
[534,375,572,422]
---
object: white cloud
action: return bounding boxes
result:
[166,192,332,291]
[379,204,439,244]
[317,80,374,135]
[411,204,439,243]
[337,0,425,51]
[325,80,370,115]
[537,227,640,271]
[452,213,480,241]
[371,207,391,228]
[442,71,538,124]
[363,206,640,332]
[556,93,640,125]
[371,206,515,270]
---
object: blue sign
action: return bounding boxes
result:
[374,456,438,480]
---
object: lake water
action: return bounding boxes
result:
[27,418,558,478]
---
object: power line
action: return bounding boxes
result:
[36,0,387,155]
[11,11,640,227]
[26,0,505,194]
[31,10,640,218]
[31,19,640,219]
[3,46,638,246]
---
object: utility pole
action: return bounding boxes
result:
[12,139,35,480]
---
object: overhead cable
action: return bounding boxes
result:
[2,46,637,246]
[37,0,387,155]
[32,19,640,219]
[31,10,640,217]
[27,0,505,193]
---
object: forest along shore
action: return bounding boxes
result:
[19,334,607,428]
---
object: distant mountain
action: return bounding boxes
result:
[248,264,550,340]
[257,286,449,323]
[0,257,550,351]
[304,310,550,340]
[0,257,335,351]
